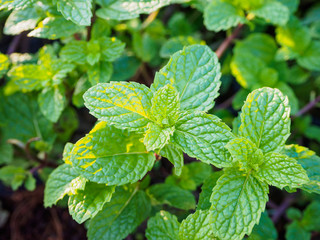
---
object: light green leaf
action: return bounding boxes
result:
[144,123,175,151]
[210,170,269,240]
[248,211,278,240]
[88,186,151,240]
[38,86,66,123]
[0,136,13,164]
[286,221,311,240]
[301,201,320,232]
[56,0,92,26]
[160,144,184,176]
[172,111,234,168]
[68,182,115,224]
[147,183,196,210]
[160,36,205,58]
[151,44,221,112]
[0,53,10,78]
[297,40,320,71]
[226,137,264,172]
[151,84,180,126]
[132,32,159,63]
[0,166,32,191]
[179,210,215,240]
[239,87,291,154]
[63,142,74,164]
[277,0,299,13]
[4,7,41,35]
[197,171,223,210]
[60,41,87,64]
[99,37,126,62]
[204,0,246,32]
[274,81,299,115]
[87,61,113,85]
[255,153,309,189]
[145,210,180,240]
[83,82,153,131]
[71,122,155,185]
[251,1,289,26]
[44,164,87,207]
[96,0,173,21]
[8,65,50,91]
[28,16,83,40]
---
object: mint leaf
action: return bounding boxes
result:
[71,122,155,185]
[63,142,74,164]
[143,123,174,151]
[0,53,9,78]
[297,40,320,71]
[44,164,87,207]
[152,44,221,112]
[84,82,153,131]
[197,171,223,210]
[204,0,246,32]
[38,86,66,123]
[147,183,196,210]
[210,170,269,240]
[145,210,180,240]
[28,16,83,40]
[172,111,234,168]
[88,186,151,240]
[255,153,309,189]
[301,201,320,232]
[251,1,289,26]
[239,87,291,154]
[151,84,180,127]
[68,182,115,224]
[87,61,113,85]
[286,221,311,240]
[99,37,125,62]
[60,41,87,64]
[179,210,215,240]
[96,0,172,21]
[248,211,278,240]
[160,144,184,176]
[56,0,92,26]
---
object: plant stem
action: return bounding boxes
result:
[142,9,160,29]
[293,95,320,119]
[7,34,22,54]
[215,24,244,59]
[272,193,296,223]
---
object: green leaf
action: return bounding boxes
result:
[226,137,264,172]
[204,0,246,32]
[179,210,215,240]
[144,123,175,151]
[284,145,320,194]
[8,64,50,91]
[297,40,320,71]
[88,186,151,240]
[44,164,87,207]
[0,53,10,78]
[152,44,221,112]
[255,153,309,189]
[160,36,204,58]
[99,37,126,62]
[239,87,291,154]
[0,136,13,164]
[0,166,32,190]
[4,7,41,35]
[160,144,184,176]
[168,12,192,36]
[151,84,180,126]
[38,86,66,123]
[286,221,311,240]
[28,16,83,40]
[83,82,153,131]
[71,122,155,185]
[56,0,92,26]
[251,1,289,26]
[147,183,196,210]
[96,0,172,20]
[277,0,299,13]
[110,55,141,82]
[210,170,269,240]
[63,142,74,164]
[248,211,278,240]
[60,41,87,64]
[198,171,223,210]
[301,201,320,232]
[145,210,180,240]
[172,111,234,168]
[87,61,113,85]
[276,17,311,58]
[68,182,115,224]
